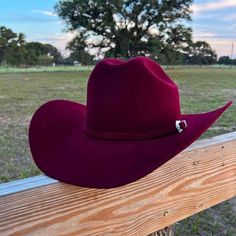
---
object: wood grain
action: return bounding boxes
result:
[0,132,236,236]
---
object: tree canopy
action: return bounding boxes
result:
[185,41,217,65]
[218,56,231,65]
[56,0,193,59]
[0,26,63,66]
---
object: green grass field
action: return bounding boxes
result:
[0,65,94,73]
[0,67,235,235]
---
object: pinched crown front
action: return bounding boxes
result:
[84,57,183,140]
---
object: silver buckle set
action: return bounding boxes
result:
[176,120,188,133]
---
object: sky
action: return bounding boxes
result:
[0,0,236,58]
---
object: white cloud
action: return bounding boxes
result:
[32,10,57,17]
[192,30,235,57]
[192,0,236,14]
[194,32,216,38]
[29,32,77,56]
[207,40,235,58]
[223,14,236,21]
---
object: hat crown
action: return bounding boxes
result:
[85,56,181,139]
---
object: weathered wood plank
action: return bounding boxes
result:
[0,132,236,236]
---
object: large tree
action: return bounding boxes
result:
[218,56,231,65]
[55,0,193,58]
[25,42,63,66]
[186,41,217,65]
[0,26,63,66]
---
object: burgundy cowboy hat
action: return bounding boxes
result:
[29,56,232,189]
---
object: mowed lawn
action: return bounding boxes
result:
[0,67,236,234]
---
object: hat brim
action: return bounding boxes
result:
[29,100,232,188]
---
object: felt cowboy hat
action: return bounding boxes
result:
[29,56,232,189]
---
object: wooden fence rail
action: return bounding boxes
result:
[0,132,236,236]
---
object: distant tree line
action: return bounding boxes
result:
[0,26,63,66]
[0,25,234,67]
[218,56,236,66]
